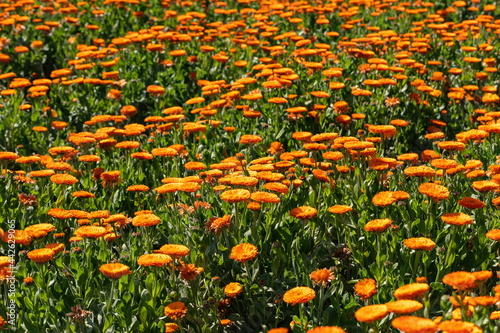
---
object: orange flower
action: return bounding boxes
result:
[394,282,430,299]
[486,229,500,241]
[250,191,280,204]
[99,263,132,279]
[239,134,262,144]
[158,244,190,258]
[309,268,334,287]
[328,205,353,214]
[283,286,316,305]
[354,304,388,323]
[442,271,476,291]
[385,300,423,314]
[205,215,231,235]
[418,183,449,201]
[132,213,161,227]
[179,263,204,281]
[438,320,478,333]
[403,238,436,251]
[391,316,437,333]
[50,174,78,185]
[364,218,392,233]
[306,327,346,333]
[220,189,251,203]
[290,206,318,220]
[137,254,172,267]
[164,302,188,320]
[74,226,107,238]
[354,279,377,300]
[440,213,473,226]
[457,197,484,209]
[229,243,258,263]
[165,323,179,332]
[224,282,244,297]
[27,248,56,263]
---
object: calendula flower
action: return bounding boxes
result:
[132,213,161,227]
[230,243,258,263]
[385,300,423,314]
[224,282,244,297]
[442,271,476,291]
[391,316,438,333]
[394,283,430,300]
[440,213,473,226]
[179,263,203,281]
[354,304,388,323]
[354,279,377,300]
[290,206,318,220]
[306,327,346,333]
[309,268,335,287]
[164,323,179,332]
[283,287,316,305]
[164,302,188,320]
[403,238,436,251]
[50,174,78,185]
[158,244,190,258]
[27,248,56,263]
[137,254,172,267]
[364,218,392,233]
[220,189,251,203]
[418,183,449,201]
[99,263,132,279]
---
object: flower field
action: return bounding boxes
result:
[1,0,500,331]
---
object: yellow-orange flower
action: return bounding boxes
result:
[164,302,188,320]
[229,243,258,263]
[283,286,316,305]
[99,263,132,279]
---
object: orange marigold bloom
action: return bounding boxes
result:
[158,244,190,258]
[179,263,203,281]
[391,316,438,333]
[50,174,78,185]
[290,206,318,220]
[164,302,188,320]
[126,185,149,192]
[27,248,56,263]
[165,322,179,332]
[418,183,449,201]
[354,279,377,300]
[403,238,436,251]
[220,189,251,203]
[486,229,500,241]
[72,191,96,198]
[250,191,280,204]
[372,191,398,206]
[328,205,353,214]
[99,263,132,279]
[440,213,473,226]
[283,286,316,305]
[354,304,388,323]
[306,327,346,333]
[458,197,484,209]
[394,283,430,300]
[132,213,161,227]
[205,215,231,235]
[442,271,476,291]
[404,166,435,177]
[239,134,262,144]
[438,320,478,333]
[309,268,335,287]
[230,243,258,263]
[385,300,423,314]
[74,225,107,238]
[472,180,499,192]
[184,161,206,171]
[25,223,55,239]
[224,282,244,297]
[364,218,392,233]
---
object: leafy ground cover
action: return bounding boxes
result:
[1,0,500,332]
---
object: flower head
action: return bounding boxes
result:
[283,287,316,305]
